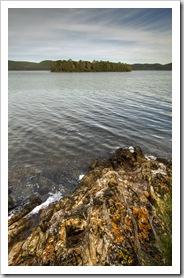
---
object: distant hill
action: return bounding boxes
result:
[8,60,172,71]
[8,60,131,72]
[8,60,53,71]
[131,63,172,71]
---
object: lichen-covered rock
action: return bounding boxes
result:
[8,146,172,266]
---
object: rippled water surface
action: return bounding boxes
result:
[8,71,172,205]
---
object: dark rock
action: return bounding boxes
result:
[156,156,172,166]
[109,146,145,170]
[8,191,17,210]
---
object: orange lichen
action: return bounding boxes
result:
[110,221,124,242]
[132,206,151,244]
[132,207,139,216]
[118,203,125,214]
[43,244,55,264]
[124,215,133,233]
[110,213,121,222]
[48,237,54,243]
[133,243,137,253]
[58,225,66,241]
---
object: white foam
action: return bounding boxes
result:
[79,174,85,181]
[27,191,62,216]
[128,146,134,153]
[145,155,157,161]
[110,146,121,154]
[124,146,134,153]
[151,168,167,176]
[8,211,14,220]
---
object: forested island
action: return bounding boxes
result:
[50,60,132,72]
[8,59,172,71]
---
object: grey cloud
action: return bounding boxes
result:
[8,8,172,64]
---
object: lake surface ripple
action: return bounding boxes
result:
[8,71,172,205]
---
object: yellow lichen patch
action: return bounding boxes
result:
[117,250,129,264]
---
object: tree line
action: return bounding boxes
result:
[50,59,132,72]
[8,60,172,71]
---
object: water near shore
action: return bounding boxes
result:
[8,71,172,210]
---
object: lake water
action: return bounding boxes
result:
[8,71,172,209]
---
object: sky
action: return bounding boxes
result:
[8,8,172,64]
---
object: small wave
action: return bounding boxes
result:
[112,146,135,154]
[27,191,62,216]
[152,134,165,139]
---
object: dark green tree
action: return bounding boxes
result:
[50,59,132,72]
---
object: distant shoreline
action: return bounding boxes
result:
[8,60,172,71]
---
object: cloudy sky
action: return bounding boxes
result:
[8,8,172,64]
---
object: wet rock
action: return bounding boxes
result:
[8,146,172,266]
[8,189,17,210]
[8,192,42,227]
[109,146,145,170]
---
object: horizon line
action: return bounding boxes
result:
[8,59,172,65]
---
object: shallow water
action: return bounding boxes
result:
[8,71,172,207]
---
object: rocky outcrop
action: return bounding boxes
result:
[8,146,172,266]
